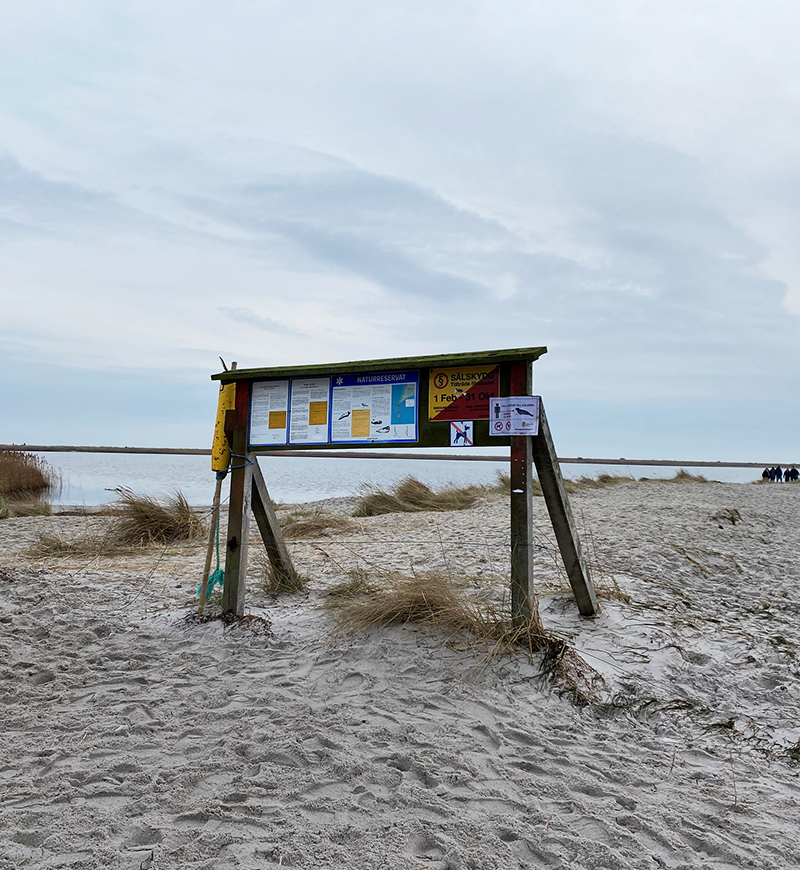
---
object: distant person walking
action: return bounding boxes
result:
[763,467,771,481]
[775,465,784,483]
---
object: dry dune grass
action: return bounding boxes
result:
[350,470,716,519]
[327,570,488,635]
[0,497,52,519]
[353,476,487,517]
[279,508,356,540]
[27,528,125,559]
[482,469,633,497]
[492,470,544,497]
[494,468,714,497]
[325,570,601,702]
[27,489,204,559]
[325,567,376,601]
[566,473,636,491]
[254,551,308,594]
[108,487,205,545]
[661,469,710,483]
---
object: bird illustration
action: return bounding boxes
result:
[371,419,383,425]
[376,425,390,433]
[338,411,351,420]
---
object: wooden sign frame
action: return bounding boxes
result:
[212,347,597,620]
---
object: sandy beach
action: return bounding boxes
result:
[1,480,799,869]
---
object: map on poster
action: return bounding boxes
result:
[289,377,331,444]
[489,396,541,436]
[250,379,289,445]
[331,371,418,443]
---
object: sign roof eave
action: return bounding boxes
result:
[211,346,547,382]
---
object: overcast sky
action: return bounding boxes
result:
[2,1,799,459]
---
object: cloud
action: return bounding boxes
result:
[1,2,800,451]
[182,168,509,300]
[0,152,122,232]
[217,306,302,336]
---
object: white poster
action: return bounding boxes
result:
[250,380,289,445]
[330,372,418,443]
[489,396,541,436]
[289,377,331,444]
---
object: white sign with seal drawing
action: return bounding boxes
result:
[489,396,541,436]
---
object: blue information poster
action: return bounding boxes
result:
[330,371,419,443]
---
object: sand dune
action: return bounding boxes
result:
[1,481,799,869]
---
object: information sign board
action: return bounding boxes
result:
[216,346,599,623]
[428,365,499,421]
[289,377,331,444]
[489,396,541,436]
[238,347,548,451]
[250,380,289,446]
[331,371,418,443]
[250,371,419,446]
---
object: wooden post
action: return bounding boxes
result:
[198,475,223,613]
[509,361,536,628]
[531,402,598,616]
[251,458,295,584]
[222,380,253,616]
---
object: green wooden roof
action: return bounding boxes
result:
[211,346,547,382]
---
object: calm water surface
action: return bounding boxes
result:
[39,452,761,507]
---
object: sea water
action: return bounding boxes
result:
[38,451,761,507]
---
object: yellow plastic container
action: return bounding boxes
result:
[211,382,237,472]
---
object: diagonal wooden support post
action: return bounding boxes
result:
[530,402,598,616]
[251,457,295,585]
[222,380,253,616]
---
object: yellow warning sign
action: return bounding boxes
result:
[428,365,500,421]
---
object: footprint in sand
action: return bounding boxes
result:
[340,672,365,690]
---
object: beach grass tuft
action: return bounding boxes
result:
[353,476,485,517]
[254,550,308,594]
[108,487,205,545]
[565,473,636,492]
[27,529,122,559]
[492,469,544,497]
[349,469,715,517]
[328,571,485,634]
[0,494,53,519]
[325,567,377,600]
[668,469,709,483]
[326,570,601,703]
[279,508,356,540]
[27,488,204,559]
